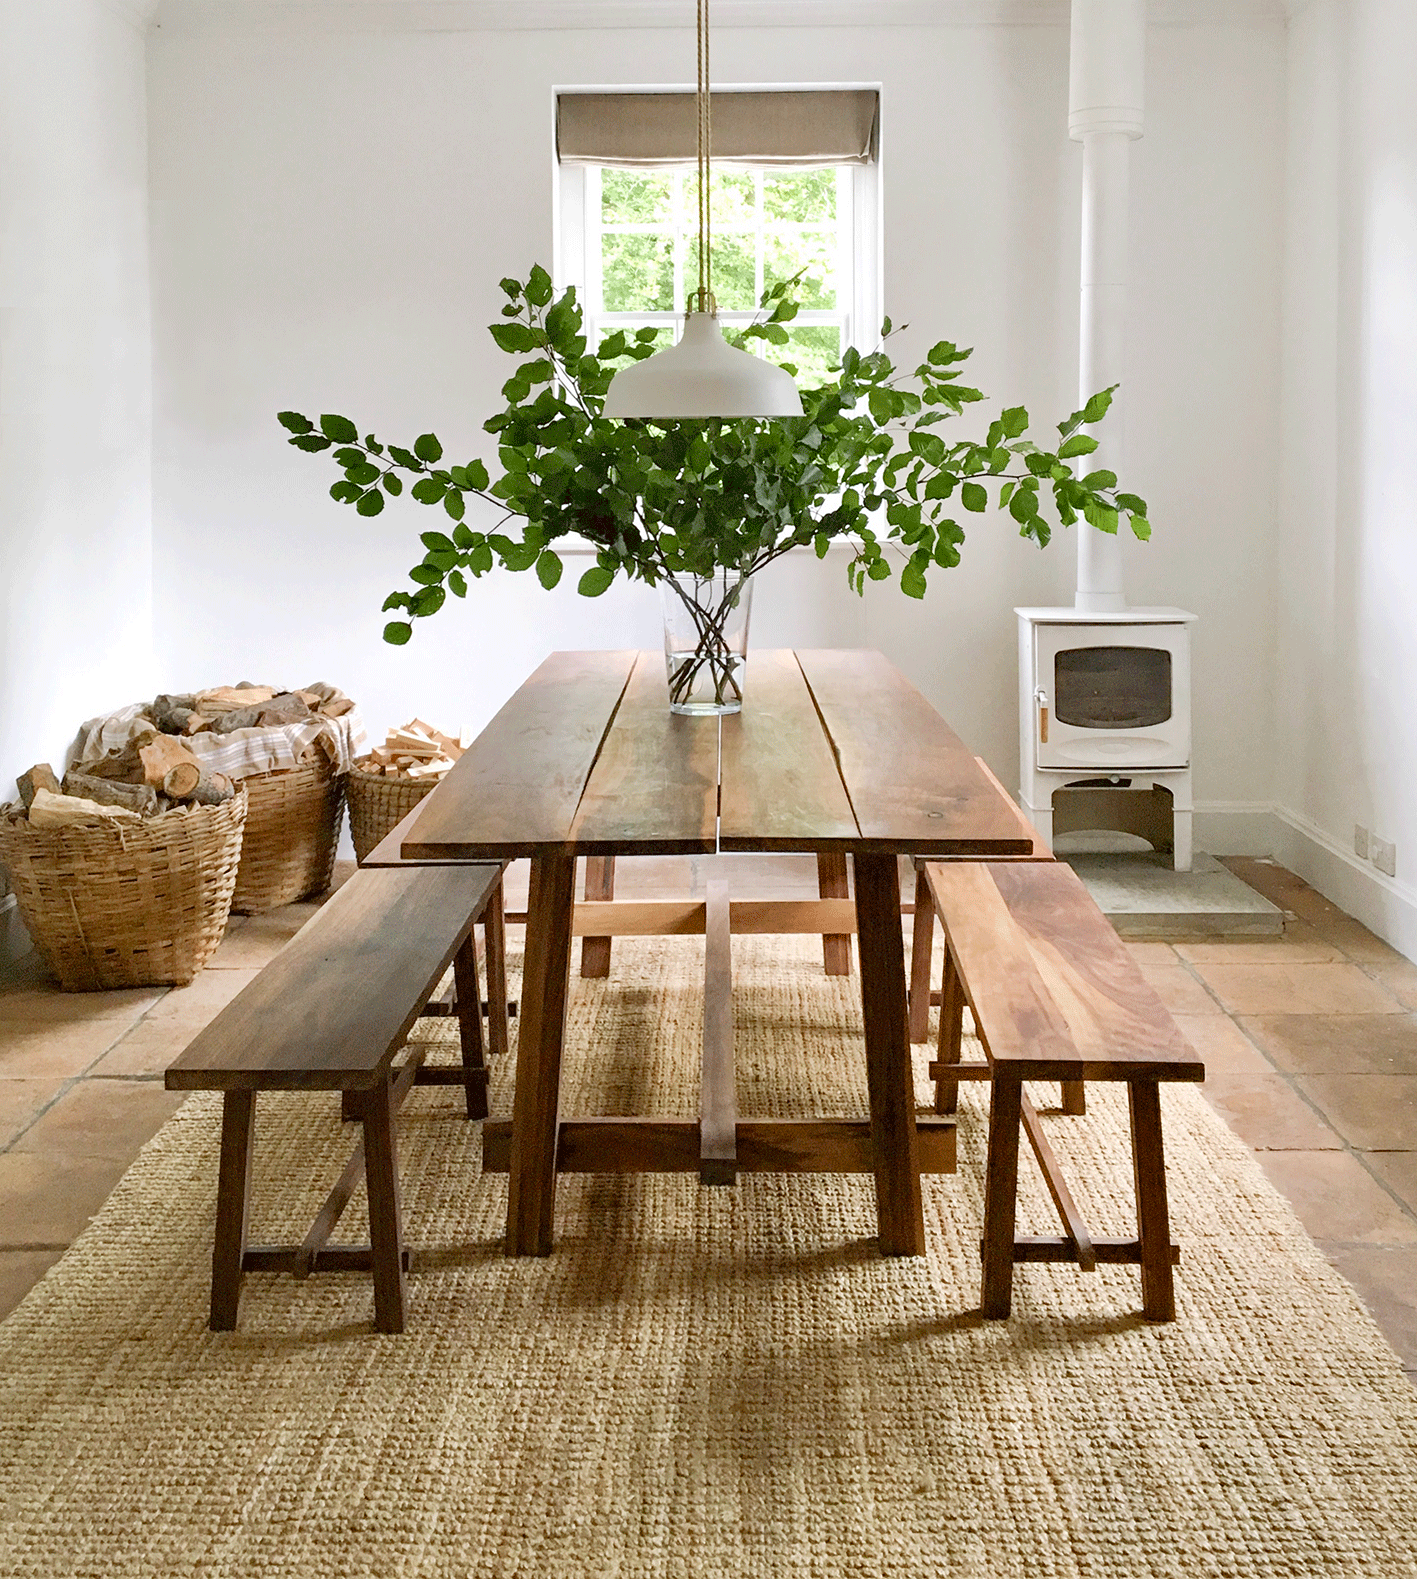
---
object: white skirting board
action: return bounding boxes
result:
[1194,800,1417,966]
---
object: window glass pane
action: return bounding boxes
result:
[601,169,673,226]
[763,169,836,224]
[781,325,841,387]
[686,233,757,310]
[685,170,756,229]
[597,324,670,370]
[764,230,836,309]
[601,233,675,312]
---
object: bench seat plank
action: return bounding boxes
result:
[923,861,1203,1082]
[166,865,502,1093]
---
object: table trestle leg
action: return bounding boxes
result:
[854,852,926,1257]
[484,877,510,1060]
[934,947,967,1115]
[700,878,737,1186]
[452,928,488,1120]
[817,851,852,975]
[507,850,577,1256]
[210,1090,257,1331]
[580,856,615,977]
[909,864,935,1042]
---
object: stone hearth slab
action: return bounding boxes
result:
[1065,851,1284,938]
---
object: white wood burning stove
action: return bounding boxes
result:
[1017,607,1196,869]
[1013,3,1198,872]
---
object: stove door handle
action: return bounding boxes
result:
[1034,688,1050,744]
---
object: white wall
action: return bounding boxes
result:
[1273,0,1417,954]
[0,0,156,796]
[145,7,1286,821]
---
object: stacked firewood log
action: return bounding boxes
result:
[10,683,354,828]
[358,720,467,780]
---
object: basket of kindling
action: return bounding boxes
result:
[347,719,466,864]
[0,772,247,991]
[70,682,365,917]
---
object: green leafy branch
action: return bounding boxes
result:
[278,264,1150,644]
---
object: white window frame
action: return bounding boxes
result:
[555,136,882,366]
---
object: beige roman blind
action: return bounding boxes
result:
[556,89,879,168]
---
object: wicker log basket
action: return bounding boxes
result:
[230,756,346,914]
[0,791,247,991]
[347,760,439,865]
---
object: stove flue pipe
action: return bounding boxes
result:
[1070,0,1145,613]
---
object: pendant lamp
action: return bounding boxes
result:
[600,0,803,420]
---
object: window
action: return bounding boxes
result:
[555,92,881,387]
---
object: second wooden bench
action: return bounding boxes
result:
[916,860,1204,1321]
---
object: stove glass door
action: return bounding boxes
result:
[1054,646,1172,729]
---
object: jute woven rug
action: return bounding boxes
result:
[2,936,1416,1578]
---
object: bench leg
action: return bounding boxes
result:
[908,865,934,1042]
[484,878,510,1062]
[935,948,966,1115]
[211,1090,256,1331]
[1129,1080,1176,1322]
[1061,1080,1086,1116]
[453,929,489,1120]
[855,852,925,1257]
[981,1074,1024,1319]
[357,1077,407,1334]
[818,851,852,975]
[580,856,615,978]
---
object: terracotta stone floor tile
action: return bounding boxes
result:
[1255,1151,1417,1245]
[1292,1075,1417,1151]
[87,1017,201,1077]
[1200,1074,1342,1150]
[0,1077,66,1146]
[1361,956,1417,1012]
[1137,965,1223,1016]
[1239,1014,1417,1076]
[1319,1247,1417,1369]
[1125,942,1178,965]
[0,1150,131,1247]
[10,1079,186,1163]
[1187,960,1404,1017]
[204,917,294,970]
[1309,915,1409,965]
[0,1018,136,1080]
[0,985,164,1026]
[0,1249,63,1321]
[1366,1153,1417,1217]
[1171,1015,1272,1074]
[141,967,262,1025]
[1175,937,1346,964]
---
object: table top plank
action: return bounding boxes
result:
[569,653,719,855]
[794,649,1033,855]
[719,648,860,851]
[401,650,637,860]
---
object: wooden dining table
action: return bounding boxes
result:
[401,647,1033,1257]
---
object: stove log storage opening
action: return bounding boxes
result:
[1016,607,1196,871]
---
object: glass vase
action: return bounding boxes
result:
[659,572,754,716]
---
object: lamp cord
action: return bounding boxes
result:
[696,0,712,313]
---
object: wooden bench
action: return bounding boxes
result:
[917,860,1204,1321]
[166,863,506,1333]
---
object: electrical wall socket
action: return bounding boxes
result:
[1373,837,1397,879]
[1355,824,1370,859]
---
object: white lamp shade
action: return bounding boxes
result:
[601,311,803,420]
